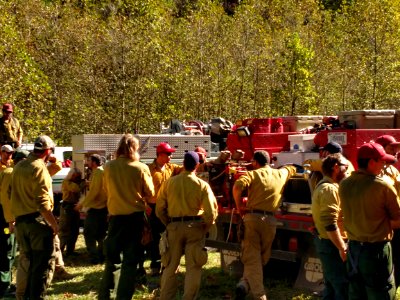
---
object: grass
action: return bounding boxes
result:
[32,235,319,299]
[15,234,399,299]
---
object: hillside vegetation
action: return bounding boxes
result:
[1,0,400,144]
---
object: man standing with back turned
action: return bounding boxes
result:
[11,135,58,299]
[340,142,400,300]
[233,150,296,300]
[156,151,218,300]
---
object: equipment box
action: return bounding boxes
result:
[281,116,323,132]
[288,134,316,152]
[272,151,319,167]
[339,110,395,129]
[281,202,312,215]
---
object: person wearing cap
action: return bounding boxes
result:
[59,168,84,257]
[146,142,183,276]
[339,142,400,300]
[375,135,400,287]
[0,145,14,170]
[75,154,108,264]
[304,141,354,193]
[98,134,154,300]
[232,150,297,300]
[10,135,58,299]
[311,153,349,299]
[0,103,23,148]
[156,151,218,300]
[12,150,73,300]
[194,146,209,173]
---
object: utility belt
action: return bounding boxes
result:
[170,216,202,222]
[244,209,274,216]
[15,212,41,224]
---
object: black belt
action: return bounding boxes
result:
[349,240,389,249]
[245,209,274,216]
[15,212,40,223]
[170,216,202,222]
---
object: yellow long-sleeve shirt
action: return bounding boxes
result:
[156,170,218,226]
[80,167,107,209]
[61,180,83,204]
[234,165,296,212]
[380,164,400,195]
[311,176,346,240]
[104,157,154,215]
[147,160,182,204]
[0,167,13,222]
[339,169,400,242]
[11,154,53,217]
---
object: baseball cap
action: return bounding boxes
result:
[2,103,13,112]
[357,142,396,163]
[320,142,342,154]
[156,142,176,154]
[375,135,400,148]
[14,149,30,160]
[1,145,14,153]
[34,135,55,150]
[184,151,199,168]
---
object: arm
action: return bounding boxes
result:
[326,230,347,261]
[155,182,169,225]
[233,182,245,217]
[201,184,218,231]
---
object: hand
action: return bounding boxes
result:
[8,222,15,234]
[74,203,82,211]
[51,223,59,235]
[339,247,347,262]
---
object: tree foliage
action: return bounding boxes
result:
[1,0,400,145]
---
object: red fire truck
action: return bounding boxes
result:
[206,110,400,291]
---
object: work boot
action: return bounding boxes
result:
[235,279,249,300]
[54,266,75,281]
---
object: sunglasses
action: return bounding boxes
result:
[2,110,12,114]
[162,152,172,156]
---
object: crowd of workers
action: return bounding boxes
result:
[0,101,400,300]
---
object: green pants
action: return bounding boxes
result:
[83,208,108,262]
[98,212,144,300]
[347,240,395,300]
[314,237,348,300]
[15,213,55,300]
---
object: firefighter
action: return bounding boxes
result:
[59,168,84,256]
[0,145,14,170]
[11,135,58,299]
[156,151,218,300]
[232,150,296,300]
[339,142,400,300]
[312,153,349,299]
[374,135,400,288]
[304,141,354,193]
[0,149,17,298]
[75,154,108,264]
[98,134,154,300]
[146,142,182,276]
[0,103,23,148]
